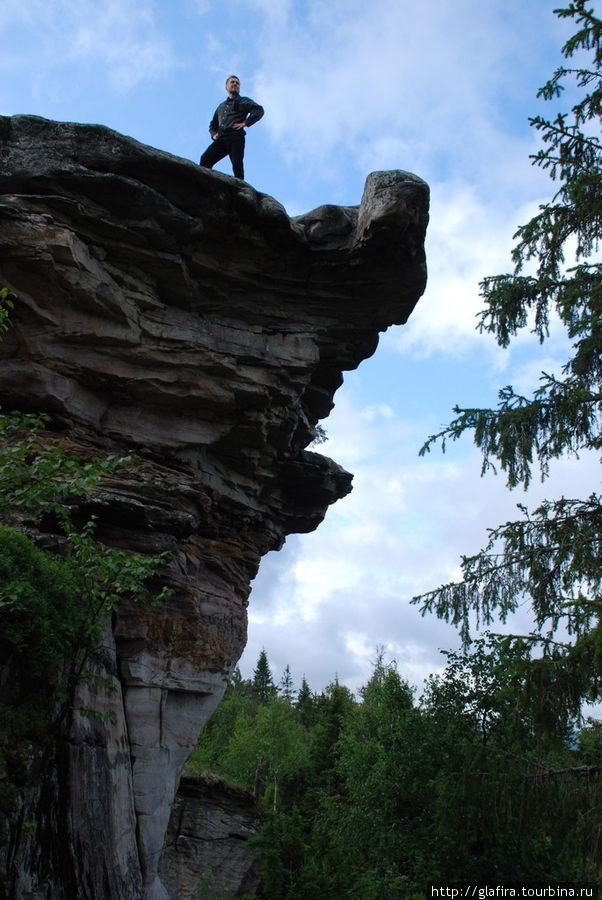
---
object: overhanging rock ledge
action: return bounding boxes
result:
[0,115,429,899]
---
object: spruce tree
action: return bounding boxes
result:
[415,1,602,723]
[253,648,276,704]
[296,676,315,728]
[278,664,296,703]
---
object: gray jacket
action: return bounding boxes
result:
[209,95,264,136]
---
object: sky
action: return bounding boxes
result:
[2,0,599,698]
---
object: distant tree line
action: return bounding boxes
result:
[186,645,600,898]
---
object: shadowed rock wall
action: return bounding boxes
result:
[160,774,261,900]
[0,115,428,899]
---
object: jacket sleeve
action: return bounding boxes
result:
[209,107,219,135]
[241,97,264,127]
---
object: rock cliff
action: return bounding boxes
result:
[0,115,428,899]
[160,774,261,899]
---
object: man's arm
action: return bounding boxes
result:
[234,97,264,129]
[209,108,219,139]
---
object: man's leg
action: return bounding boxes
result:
[227,133,246,180]
[200,136,229,169]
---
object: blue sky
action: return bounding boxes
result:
[2,0,598,696]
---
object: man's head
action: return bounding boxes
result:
[225,75,240,96]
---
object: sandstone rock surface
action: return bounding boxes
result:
[160,774,261,899]
[0,115,428,898]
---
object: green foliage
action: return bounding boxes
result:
[310,423,328,446]
[0,287,14,338]
[188,661,310,807]
[414,1,602,722]
[0,506,171,846]
[60,513,172,643]
[187,671,251,775]
[332,663,427,891]
[422,637,533,744]
[0,409,172,699]
[227,701,310,803]
[279,664,296,704]
[0,525,85,679]
[0,408,129,518]
[190,646,601,897]
[420,2,601,488]
[252,648,276,704]
[295,677,315,728]
[308,678,355,793]
[417,639,600,883]
[0,525,86,839]
[415,494,601,655]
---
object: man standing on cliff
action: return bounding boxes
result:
[200,75,264,181]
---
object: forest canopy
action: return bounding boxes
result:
[187,647,601,898]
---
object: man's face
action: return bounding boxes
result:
[226,77,240,95]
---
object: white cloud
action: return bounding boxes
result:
[0,0,177,94]
[243,361,600,695]
[243,0,565,179]
[385,177,579,362]
[388,184,514,358]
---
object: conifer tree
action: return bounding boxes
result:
[278,664,296,703]
[415,1,602,722]
[253,648,276,704]
[296,676,315,727]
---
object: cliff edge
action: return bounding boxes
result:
[0,115,428,899]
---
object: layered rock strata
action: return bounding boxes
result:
[0,115,429,899]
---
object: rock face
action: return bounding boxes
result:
[160,774,261,899]
[0,115,428,898]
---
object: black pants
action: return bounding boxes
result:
[200,131,246,180]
